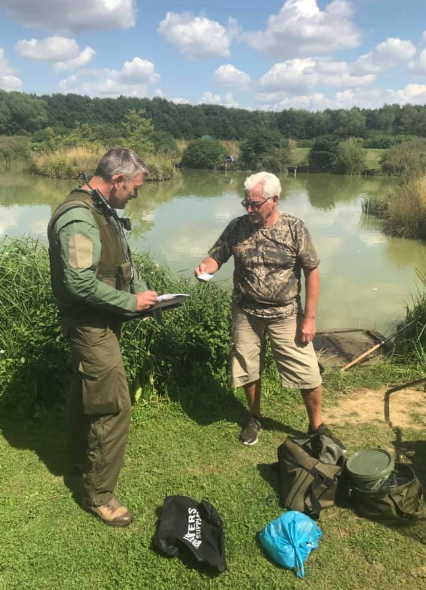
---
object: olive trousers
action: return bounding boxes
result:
[64,320,132,507]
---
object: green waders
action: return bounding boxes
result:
[64,318,131,507]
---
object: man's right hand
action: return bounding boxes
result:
[136,291,158,311]
[194,262,208,278]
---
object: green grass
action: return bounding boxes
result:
[1,364,425,590]
[364,149,386,171]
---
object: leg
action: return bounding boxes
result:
[266,314,322,428]
[301,385,323,431]
[243,379,262,420]
[230,303,266,444]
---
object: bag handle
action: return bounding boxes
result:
[306,466,336,520]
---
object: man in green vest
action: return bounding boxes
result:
[48,147,158,527]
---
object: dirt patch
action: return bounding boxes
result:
[324,387,426,431]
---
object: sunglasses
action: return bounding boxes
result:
[241,197,271,210]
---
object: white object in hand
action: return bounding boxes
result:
[197,273,213,282]
[157,293,189,302]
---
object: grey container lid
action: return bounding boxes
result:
[346,448,395,481]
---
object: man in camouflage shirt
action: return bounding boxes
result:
[195,171,326,445]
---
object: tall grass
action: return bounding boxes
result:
[28,146,102,179]
[0,238,231,416]
[394,269,426,364]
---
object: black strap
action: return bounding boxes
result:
[305,466,335,520]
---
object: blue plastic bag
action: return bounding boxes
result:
[259,511,322,578]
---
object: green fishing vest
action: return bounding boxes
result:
[47,188,133,317]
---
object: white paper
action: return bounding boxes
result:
[197,273,213,282]
[157,293,189,302]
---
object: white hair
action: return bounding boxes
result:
[244,172,281,200]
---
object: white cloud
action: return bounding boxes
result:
[256,87,390,111]
[199,91,222,105]
[0,0,136,32]
[214,64,250,89]
[171,97,190,105]
[390,84,426,105]
[259,58,374,94]
[158,12,239,60]
[0,48,22,91]
[16,36,80,61]
[224,92,238,108]
[408,49,426,75]
[246,0,360,58]
[54,47,96,72]
[58,57,160,98]
[352,37,416,74]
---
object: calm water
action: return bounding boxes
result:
[1,168,425,335]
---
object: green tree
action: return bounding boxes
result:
[121,109,154,155]
[333,139,366,174]
[308,135,340,172]
[239,127,290,170]
[181,138,226,169]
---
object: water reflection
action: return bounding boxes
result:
[1,167,425,333]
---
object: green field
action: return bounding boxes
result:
[1,363,425,590]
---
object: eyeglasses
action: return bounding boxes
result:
[241,197,271,210]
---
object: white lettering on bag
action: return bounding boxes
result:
[183,507,202,549]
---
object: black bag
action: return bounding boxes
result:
[351,463,424,523]
[278,434,346,519]
[153,495,227,572]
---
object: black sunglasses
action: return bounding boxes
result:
[241,197,271,210]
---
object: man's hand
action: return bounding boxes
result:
[136,291,158,311]
[299,316,316,344]
[194,256,219,279]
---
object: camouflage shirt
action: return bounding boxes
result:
[208,212,320,318]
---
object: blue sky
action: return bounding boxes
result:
[1,0,426,111]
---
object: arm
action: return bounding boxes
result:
[56,210,157,313]
[194,256,220,279]
[300,266,320,343]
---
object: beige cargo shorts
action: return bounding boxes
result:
[230,302,322,390]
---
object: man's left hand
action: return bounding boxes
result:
[299,317,316,344]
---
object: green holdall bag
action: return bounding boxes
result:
[351,463,424,523]
[278,434,346,520]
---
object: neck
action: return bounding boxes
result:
[261,208,279,228]
[82,176,112,202]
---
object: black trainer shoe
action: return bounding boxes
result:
[239,415,263,445]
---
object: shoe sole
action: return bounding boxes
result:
[242,438,259,446]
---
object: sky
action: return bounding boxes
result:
[1,0,426,111]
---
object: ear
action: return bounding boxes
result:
[112,174,124,186]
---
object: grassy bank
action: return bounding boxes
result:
[28,147,177,181]
[1,362,425,590]
[362,174,426,239]
[1,237,425,589]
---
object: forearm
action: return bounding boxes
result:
[303,267,320,319]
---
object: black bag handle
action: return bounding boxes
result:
[306,466,335,520]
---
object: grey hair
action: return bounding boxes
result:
[244,172,281,200]
[94,147,150,181]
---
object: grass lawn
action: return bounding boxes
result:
[0,366,425,590]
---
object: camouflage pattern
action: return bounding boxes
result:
[208,212,320,318]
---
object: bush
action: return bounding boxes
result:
[239,127,290,171]
[333,139,366,175]
[0,239,232,416]
[181,138,227,169]
[362,134,408,149]
[380,139,426,177]
[0,135,31,165]
[308,135,340,172]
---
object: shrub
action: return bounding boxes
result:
[308,135,340,172]
[380,139,426,177]
[0,135,31,165]
[181,138,227,169]
[333,139,366,175]
[0,239,232,416]
[239,127,289,170]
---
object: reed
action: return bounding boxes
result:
[28,146,102,179]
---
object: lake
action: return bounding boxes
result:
[1,168,425,335]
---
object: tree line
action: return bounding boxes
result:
[2,90,426,141]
